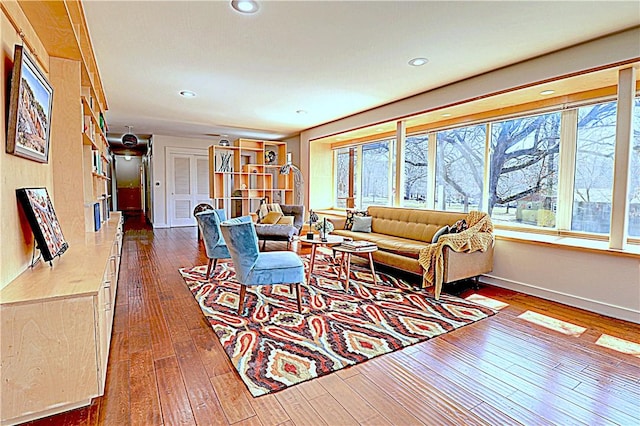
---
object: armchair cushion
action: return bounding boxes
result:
[276,215,295,226]
[261,211,283,224]
[245,251,305,285]
[259,203,283,221]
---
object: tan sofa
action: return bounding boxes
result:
[330,206,493,285]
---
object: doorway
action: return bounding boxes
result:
[167,149,211,227]
[115,155,143,214]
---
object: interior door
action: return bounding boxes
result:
[168,152,211,227]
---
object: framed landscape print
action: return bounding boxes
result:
[16,188,68,263]
[6,45,54,163]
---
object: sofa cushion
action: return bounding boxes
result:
[351,216,372,233]
[432,225,449,243]
[367,206,466,242]
[344,209,368,230]
[449,219,468,233]
[333,230,430,259]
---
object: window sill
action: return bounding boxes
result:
[494,229,640,259]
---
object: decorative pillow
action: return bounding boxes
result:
[431,225,449,243]
[259,203,282,220]
[344,209,368,230]
[351,216,372,233]
[261,211,283,224]
[276,215,294,226]
[449,219,468,234]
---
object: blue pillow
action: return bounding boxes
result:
[432,225,449,243]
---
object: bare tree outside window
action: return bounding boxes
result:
[435,125,485,213]
[404,134,428,207]
[361,140,392,208]
[572,102,616,233]
[489,112,560,227]
[335,148,354,208]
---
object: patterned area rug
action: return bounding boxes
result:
[179,253,496,397]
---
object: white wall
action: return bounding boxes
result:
[114,155,141,188]
[151,134,212,228]
[151,134,300,227]
[298,28,640,322]
[486,240,640,323]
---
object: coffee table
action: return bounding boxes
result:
[299,234,344,284]
[332,244,378,291]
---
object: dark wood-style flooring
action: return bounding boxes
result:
[28,213,640,425]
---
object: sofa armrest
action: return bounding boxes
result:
[442,244,494,283]
[329,217,347,230]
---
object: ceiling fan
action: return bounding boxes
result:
[122,125,138,147]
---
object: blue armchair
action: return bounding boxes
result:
[220,216,305,315]
[195,209,230,279]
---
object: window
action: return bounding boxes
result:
[435,125,485,212]
[361,140,394,209]
[629,97,640,237]
[335,147,356,208]
[572,101,617,234]
[490,112,561,228]
[404,133,429,207]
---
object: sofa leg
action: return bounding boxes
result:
[474,276,480,290]
[261,239,266,250]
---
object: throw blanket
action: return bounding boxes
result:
[418,211,494,299]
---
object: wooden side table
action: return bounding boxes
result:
[333,244,378,291]
[298,234,344,283]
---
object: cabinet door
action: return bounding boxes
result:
[168,153,212,227]
[0,297,99,423]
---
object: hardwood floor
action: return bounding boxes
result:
[28,214,640,425]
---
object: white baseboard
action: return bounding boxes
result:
[481,275,640,324]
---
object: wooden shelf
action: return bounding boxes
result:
[92,171,110,180]
[209,139,293,217]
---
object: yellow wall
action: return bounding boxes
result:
[309,141,333,209]
[0,7,53,289]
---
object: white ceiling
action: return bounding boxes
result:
[83,1,640,142]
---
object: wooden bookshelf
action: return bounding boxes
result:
[209,139,293,217]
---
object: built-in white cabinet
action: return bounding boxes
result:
[0,213,123,425]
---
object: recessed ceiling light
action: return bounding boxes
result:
[296,110,307,115]
[180,90,196,97]
[376,128,384,132]
[408,57,429,67]
[231,0,259,14]
[336,137,343,141]
[540,89,555,96]
[442,113,452,117]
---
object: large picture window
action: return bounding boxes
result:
[404,133,429,207]
[335,147,356,208]
[329,82,637,247]
[435,125,485,212]
[572,102,617,234]
[629,97,640,237]
[490,112,560,227]
[361,140,393,209]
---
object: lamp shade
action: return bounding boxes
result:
[122,133,138,147]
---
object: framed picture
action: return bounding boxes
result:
[6,45,54,163]
[16,188,68,263]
